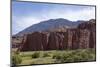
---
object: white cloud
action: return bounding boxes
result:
[45,7,95,21]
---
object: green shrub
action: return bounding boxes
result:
[52,52,72,62]
[52,49,96,63]
[32,52,40,58]
[72,49,95,62]
[20,53,33,57]
[52,55,56,59]
[55,55,62,59]
[43,53,50,57]
[73,55,82,61]
[12,54,22,65]
[61,53,74,62]
[52,52,62,59]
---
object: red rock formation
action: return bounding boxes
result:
[20,32,49,51]
[19,20,96,51]
[78,20,96,49]
[78,29,90,49]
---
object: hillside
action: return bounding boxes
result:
[15,18,85,36]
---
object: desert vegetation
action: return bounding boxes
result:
[11,48,96,66]
[12,52,22,66]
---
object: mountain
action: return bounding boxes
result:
[19,19,96,51]
[15,18,87,36]
[12,19,96,50]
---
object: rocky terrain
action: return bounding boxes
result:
[13,19,96,51]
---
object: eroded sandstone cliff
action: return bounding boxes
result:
[18,19,96,51]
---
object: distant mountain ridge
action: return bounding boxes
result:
[15,18,92,36]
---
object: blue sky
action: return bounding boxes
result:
[12,1,95,35]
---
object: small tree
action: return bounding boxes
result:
[32,52,40,58]
[12,54,22,66]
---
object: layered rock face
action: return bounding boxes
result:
[19,20,96,51]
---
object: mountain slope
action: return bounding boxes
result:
[15,18,86,36]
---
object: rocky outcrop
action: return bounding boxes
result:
[12,37,23,48]
[19,19,96,51]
